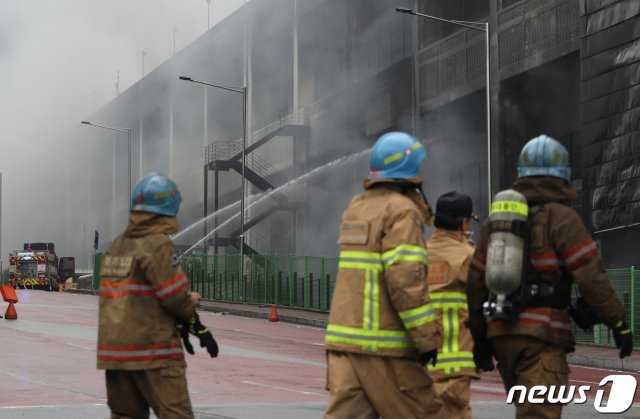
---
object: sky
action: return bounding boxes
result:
[0,0,245,265]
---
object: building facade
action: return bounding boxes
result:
[58,0,639,268]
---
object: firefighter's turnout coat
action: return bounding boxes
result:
[325,179,442,357]
[427,229,479,379]
[467,177,626,350]
[97,212,197,370]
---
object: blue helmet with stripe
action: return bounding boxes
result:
[131,172,182,217]
[368,132,426,180]
[517,135,571,182]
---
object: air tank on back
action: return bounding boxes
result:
[485,189,528,297]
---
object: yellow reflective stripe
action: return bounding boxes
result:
[428,351,475,372]
[430,291,466,300]
[443,307,452,352]
[372,271,380,330]
[490,201,528,216]
[339,251,383,271]
[451,308,460,353]
[398,303,437,329]
[340,251,382,260]
[339,261,383,270]
[363,270,373,330]
[429,291,468,310]
[383,152,404,165]
[383,244,428,269]
[412,142,422,150]
[325,324,416,350]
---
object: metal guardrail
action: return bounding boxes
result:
[92,251,640,343]
[182,253,338,312]
[244,230,271,255]
[205,107,306,167]
[205,137,288,187]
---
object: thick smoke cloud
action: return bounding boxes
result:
[0,0,492,269]
[0,0,244,267]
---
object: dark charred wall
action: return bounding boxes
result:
[499,53,581,191]
[68,0,640,269]
[581,0,640,267]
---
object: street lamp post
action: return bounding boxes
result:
[179,76,248,280]
[81,121,132,210]
[396,7,492,210]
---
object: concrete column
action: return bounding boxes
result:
[139,119,144,178]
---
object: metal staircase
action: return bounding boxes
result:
[204,108,309,255]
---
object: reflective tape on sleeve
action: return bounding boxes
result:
[429,291,468,310]
[428,351,476,373]
[155,272,189,300]
[563,239,598,271]
[382,244,428,269]
[398,303,437,329]
[338,251,383,271]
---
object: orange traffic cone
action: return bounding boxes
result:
[5,302,17,320]
[268,304,280,322]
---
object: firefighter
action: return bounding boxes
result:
[426,191,478,419]
[467,135,634,419]
[97,172,209,419]
[324,131,444,419]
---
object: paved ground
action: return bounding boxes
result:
[0,290,638,418]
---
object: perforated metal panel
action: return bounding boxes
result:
[557,0,581,42]
[423,61,439,99]
[525,0,553,14]
[499,24,526,67]
[466,42,486,80]
[525,8,557,54]
[497,0,581,69]
[499,4,523,26]
[440,31,466,54]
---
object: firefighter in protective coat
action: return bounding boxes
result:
[324,132,444,419]
[426,191,478,419]
[97,173,206,419]
[467,135,633,419]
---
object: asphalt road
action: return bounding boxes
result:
[0,290,637,418]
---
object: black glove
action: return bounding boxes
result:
[473,339,494,371]
[568,297,599,331]
[613,320,633,359]
[189,313,219,358]
[418,349,438,367]
[178,321,195,355]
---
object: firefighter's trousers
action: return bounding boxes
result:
[106,366,193,419]
[433,375,472,419]
[324,351,444,419]
[491,335,569,419]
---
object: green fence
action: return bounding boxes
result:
[572,267,639,347]
[93,251,640,346]
[180,254,339,312]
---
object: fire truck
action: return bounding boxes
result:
[8,242,75,291]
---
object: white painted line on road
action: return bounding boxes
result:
[471,384,506,395]
[0,403,106,409]
[64,342,93,350]
[241,380,325,396]
[0,367,104,400]
[569,379,600,385]
[312,343,324,346]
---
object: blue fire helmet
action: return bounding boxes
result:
[131,172,182,217]
[517,135,571,182]
[368,132,426,180]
